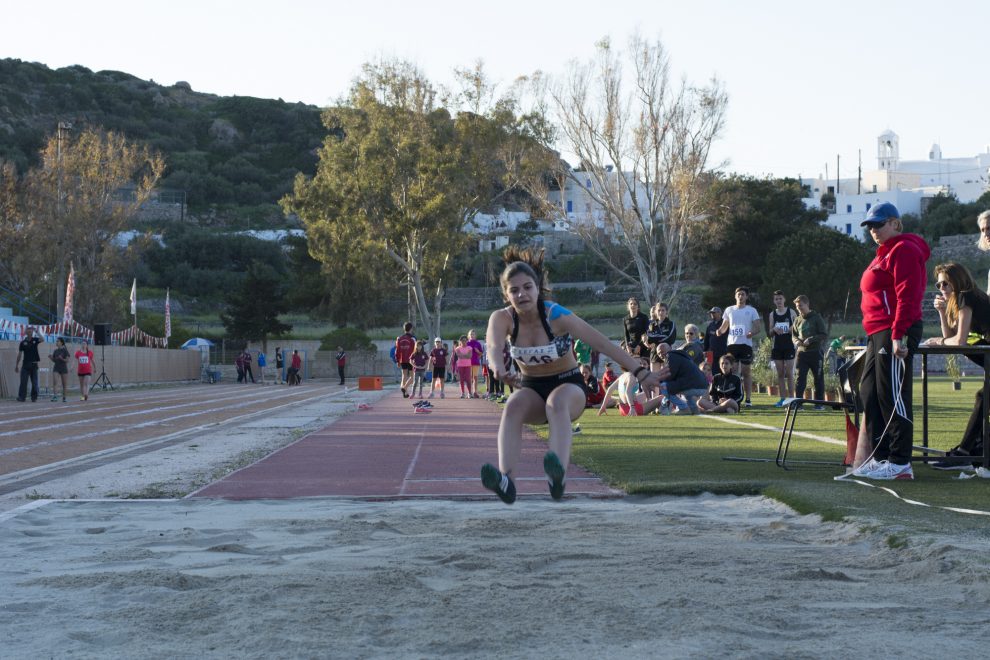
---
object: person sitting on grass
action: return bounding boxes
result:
[597,359,666,417]
[698,354,744,414]
[582,364,605,409]
[655,343,710,415]
[601,361,618,391]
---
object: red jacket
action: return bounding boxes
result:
[860,233,930,340]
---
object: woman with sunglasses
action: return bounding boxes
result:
[851,202,930,480]
[924,262,990,469]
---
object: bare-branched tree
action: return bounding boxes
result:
[519,35,728,305]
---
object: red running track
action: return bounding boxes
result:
[192,392,620,500]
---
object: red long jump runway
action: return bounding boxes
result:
[192,392,620,500]
[0,383,341,486]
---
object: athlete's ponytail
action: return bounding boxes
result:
[500,246,551,303]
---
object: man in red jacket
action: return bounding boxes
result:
[852,202,930,481]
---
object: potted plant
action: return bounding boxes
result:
[751,338,775,395]
[945,353,962,390]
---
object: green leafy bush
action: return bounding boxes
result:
[319,327,375,351]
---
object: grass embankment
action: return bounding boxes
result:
[543,376,989,535]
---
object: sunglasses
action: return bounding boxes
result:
[935,281,951,289]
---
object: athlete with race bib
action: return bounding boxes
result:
[716,286,762,407]
[767,290,796,406]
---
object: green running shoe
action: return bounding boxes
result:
[543,451,565,501]
[480,463,516,504]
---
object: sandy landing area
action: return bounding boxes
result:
[2,494,989,659]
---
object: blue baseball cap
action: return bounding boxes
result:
[861,202,900,227]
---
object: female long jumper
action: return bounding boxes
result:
[480,249,661,503]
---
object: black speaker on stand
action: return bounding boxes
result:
[93,323,114,391]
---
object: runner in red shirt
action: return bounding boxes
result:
[395,322,416,398]
[74,341,95,401]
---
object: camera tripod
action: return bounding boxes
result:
[93,342,114,391]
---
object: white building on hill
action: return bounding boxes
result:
[803,130,990,238]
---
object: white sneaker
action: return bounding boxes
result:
[851,458,882,477]
[859,460,914,480]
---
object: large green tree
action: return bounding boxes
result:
[0,126,164,324]
[283,60,527,338]
[693,175,827,309]
[220,261,292,346]
[763,225,873,326]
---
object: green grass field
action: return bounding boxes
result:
[538,376,990,536]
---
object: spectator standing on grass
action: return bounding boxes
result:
[49,337,70,402]
[15,326,43,403]
[74,340,94,401]
[850,202,929,481]
[717,287,762,407]
[335,346,347,385]
[623,297,650,360]
[703,306,728,368]
[977,210,990,292]
[768,290,797,406]
[792,294,827,406]
[395,322,417,397]
[574,337,592,368]
[274,347,284,384]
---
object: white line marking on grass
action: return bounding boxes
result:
[699,414,846,447]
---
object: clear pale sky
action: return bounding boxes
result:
[3,0,988,181]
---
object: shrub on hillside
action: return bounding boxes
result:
[319,327,375,351]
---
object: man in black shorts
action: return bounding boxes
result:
[716,287,761,407]
[767,290,796,406]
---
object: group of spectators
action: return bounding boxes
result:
[13,329,96,402]
[234,347,303,385]
[393,323,491,400]
[616,287,833,415]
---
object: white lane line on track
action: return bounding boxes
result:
[399,421,429,497]
[0,390,343,488]
[700,413,846,447]
[0,387,333,457]
[0,387,307,432]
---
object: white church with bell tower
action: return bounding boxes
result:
[803,129,990,238]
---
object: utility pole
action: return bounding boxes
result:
[858,149,862,195]
[55,121,72,322]
[836,155,840,196]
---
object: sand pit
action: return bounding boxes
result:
[2,494,988,658]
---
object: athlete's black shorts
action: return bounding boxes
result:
[520,367,586,402]
[432,368,445,380]
[771,347,795,361]
[727,344,754,366]
[399,361,413,371]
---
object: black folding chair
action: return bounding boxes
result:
[774,349,864,469]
